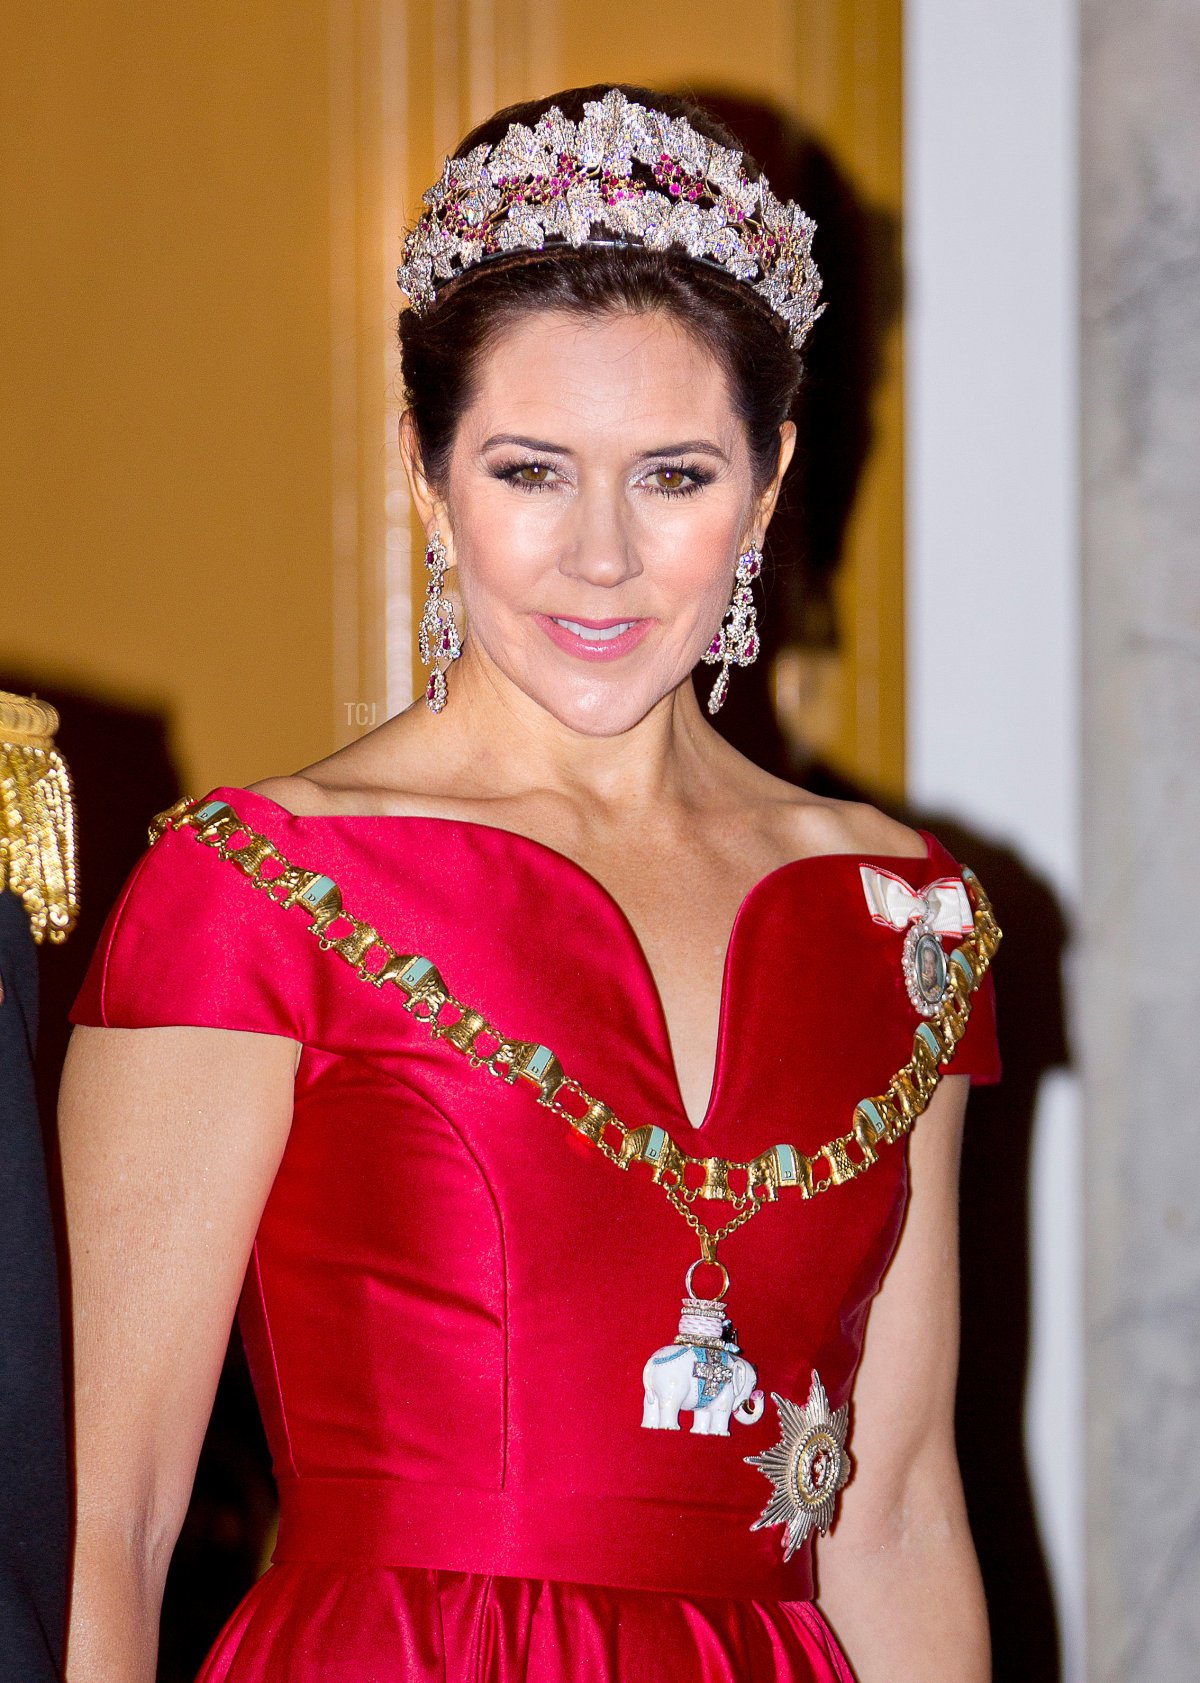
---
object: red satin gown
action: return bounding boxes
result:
[71,785,1000,1681]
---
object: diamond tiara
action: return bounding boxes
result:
[396,89,825,351]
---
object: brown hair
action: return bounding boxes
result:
[398,84,806,494]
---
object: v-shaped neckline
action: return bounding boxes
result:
[218,785,934,1134]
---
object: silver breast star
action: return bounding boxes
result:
[744,1372,851,1560]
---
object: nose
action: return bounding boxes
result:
[556,481,643,588]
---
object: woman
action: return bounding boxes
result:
[60,85,1001,1682]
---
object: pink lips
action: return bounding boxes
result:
[535,614,653,661]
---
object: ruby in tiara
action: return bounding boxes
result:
[396,89,825,352]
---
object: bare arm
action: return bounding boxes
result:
[816,1075,989,1683]
[59,1023,296,1682]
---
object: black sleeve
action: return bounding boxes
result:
[0,889,67,1681]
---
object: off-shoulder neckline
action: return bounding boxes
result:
[224,783,935,869]
[209,783,938,1132]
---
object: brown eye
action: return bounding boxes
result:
[516,462,552,485]
[651,467,688,492]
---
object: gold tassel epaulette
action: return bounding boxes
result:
[0,691,79,943]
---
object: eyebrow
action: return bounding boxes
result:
[480,433,729,461]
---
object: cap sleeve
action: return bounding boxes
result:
[918,832,1002,1086]
[70,795,309,1043]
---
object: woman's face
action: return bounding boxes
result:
[413,308,792,737]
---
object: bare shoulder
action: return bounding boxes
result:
[793,794,927,860]
[245,729,440,820]
[246,742,386,818]
[239,698,481,820]
[747,767,925,862]
[244,773,336,817]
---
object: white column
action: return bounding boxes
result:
[1080,6,1200,1679]
[905,4,1084,1680]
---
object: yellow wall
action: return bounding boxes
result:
[2,7,339,793]
[2,2,902,801]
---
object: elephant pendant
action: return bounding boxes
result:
[641,1272,764,1436]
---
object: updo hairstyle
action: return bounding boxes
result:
[398,85,805,497]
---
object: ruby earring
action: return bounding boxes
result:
[702,543,763,715]
[417,530,462,714]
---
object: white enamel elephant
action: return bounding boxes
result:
[641,1342,765,1435]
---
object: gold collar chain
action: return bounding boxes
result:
[152,795,1001,1262]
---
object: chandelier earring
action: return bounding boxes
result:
[417,529,462,714]
[702,542,763,715]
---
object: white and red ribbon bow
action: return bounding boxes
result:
[859,865,973,936]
